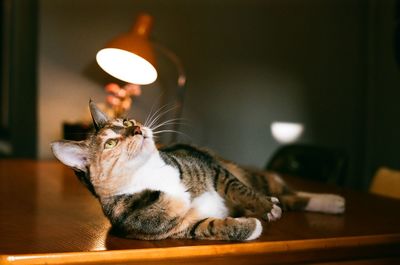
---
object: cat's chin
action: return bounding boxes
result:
[138,136,157,155]
[141,128,156,152]
[140,139,156,153]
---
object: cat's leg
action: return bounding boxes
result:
[214,167,282,222]
[182,217,263,241]
[243,171,345,214]
[292,192,345,214]
[277,192,345,214]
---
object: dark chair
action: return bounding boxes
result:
[265,144,348,186]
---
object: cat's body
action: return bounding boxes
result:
[51,101,345,241]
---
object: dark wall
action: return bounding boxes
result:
[1,0,38,158]
[364,0,400,188]
[37,0,400,190]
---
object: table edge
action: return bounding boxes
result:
[1,233,400,265]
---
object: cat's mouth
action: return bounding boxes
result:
[141,127,153,140]
[134,127,155,151]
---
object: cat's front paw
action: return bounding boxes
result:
[245,218,263,240]
[260,197,282,222]
[267,203,282,222]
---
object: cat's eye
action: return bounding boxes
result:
[104,139,118,149]
[123,120,134,127]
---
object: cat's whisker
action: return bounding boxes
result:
[145,102,174,128]
[145,103,175,128]
[151,123,186,132]
[145,103,164,127]
[147,105,178,129]
[145,102,177,127]
[148,104,178,127]
[144,93,164,127]
[150,118,188,131]
[152,129,190,139]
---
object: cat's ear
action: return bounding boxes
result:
[51,140,89,173]
[89,99,109,131]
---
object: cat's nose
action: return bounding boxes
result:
[133,126,142,135]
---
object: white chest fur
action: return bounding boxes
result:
[191,191,228,219]
[118,153,190,203]
[117,153,228,219]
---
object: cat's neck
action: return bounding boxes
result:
[142,151,166,170]
[113,150,185,197]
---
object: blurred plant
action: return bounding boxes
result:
[104,83,142,118]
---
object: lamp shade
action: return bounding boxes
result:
[96,14,157,85]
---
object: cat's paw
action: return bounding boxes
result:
[260,197,282,222]
[306,194,346,214]
[245,218,263,241]
[267,203,282,221]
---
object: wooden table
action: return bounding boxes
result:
[0,160,399,265]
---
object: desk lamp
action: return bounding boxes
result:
[96,13,157,85]
[96,13,186,142]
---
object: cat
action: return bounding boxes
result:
[51,100,345,241]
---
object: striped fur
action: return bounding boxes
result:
[51,102,345,241]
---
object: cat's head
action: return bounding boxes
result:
[51,100,157,197]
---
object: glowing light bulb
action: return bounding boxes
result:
[271,122,304,144]
[96,48,157,85]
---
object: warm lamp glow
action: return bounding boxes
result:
[95,13,186,142]
[271,122,304,144]
[96,13,158,85]
[96,48,157,85]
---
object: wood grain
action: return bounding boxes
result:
[1,160,400,264]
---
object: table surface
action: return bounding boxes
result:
[1,160,400,265]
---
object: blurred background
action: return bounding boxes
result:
[1,0,400,191]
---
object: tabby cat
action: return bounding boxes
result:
[51,101,345,241]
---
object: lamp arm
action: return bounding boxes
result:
[151,42,186,88]
[151,41,186,143]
